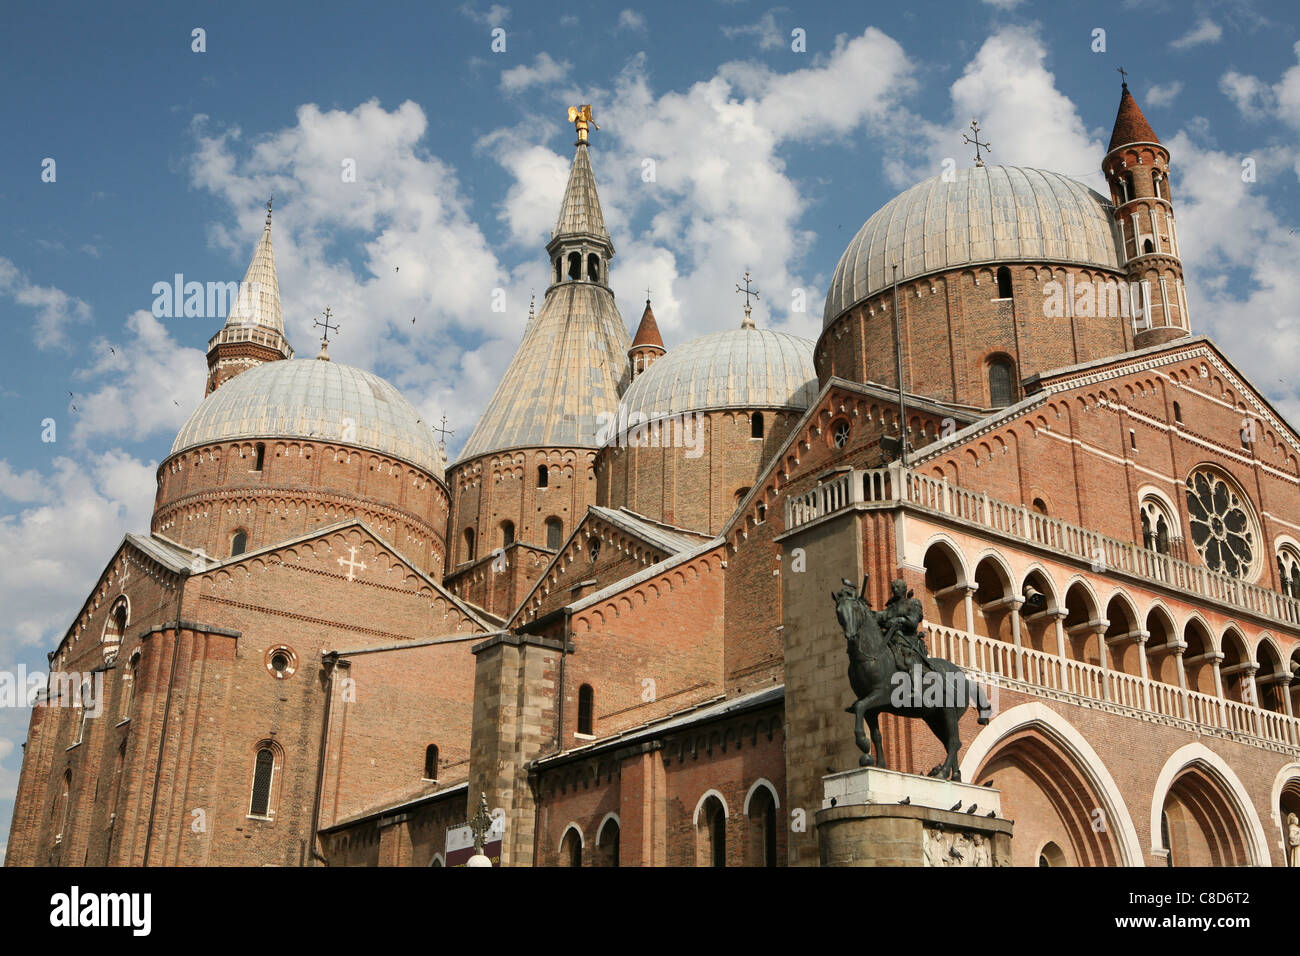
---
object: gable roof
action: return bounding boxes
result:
[507,505,719,627]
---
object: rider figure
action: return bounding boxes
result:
[876,579,930,672]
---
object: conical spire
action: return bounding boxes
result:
[1108,83,1160,153]
[460,112,628,461]
[631,299,665,351]
[224,198,284,333]
[552,143,610,243]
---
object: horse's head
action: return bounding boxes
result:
[832,580,866,643]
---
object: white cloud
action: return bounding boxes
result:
[1168,132,1300,423]
[187,99,525,455]
[1221,70,1272,117]
[0,451,157,651]
[902,26,1106,192]
[0,257,92,350]
[486,28,916,343]
[70,310,206,446]
[722,11,783,51]
[980,0,1025,8]
[617,9,646,32]
[1171,17,1222,50]
[1144,81,1183,107]
[459,3,510,27]
[500,52,571,93]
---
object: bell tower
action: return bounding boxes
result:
[205,199,293,395]
[1103,77,1190,348]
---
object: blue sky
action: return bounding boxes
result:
[3,0,1300,859]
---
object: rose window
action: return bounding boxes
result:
[1185,469,1256,578]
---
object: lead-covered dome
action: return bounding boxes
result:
[171,359,443,477]
[616,327,818,427]
[824,165,1124,327]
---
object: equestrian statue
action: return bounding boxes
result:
[833,575,992,781]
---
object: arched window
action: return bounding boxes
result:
[1031,498,1048,515]
[424,744,439,781]
[555,257,562,284]
[1123,172,1135,203]
[703,797,726,867]
[1173,401,1183,423]
[995,266,1013,299]
[1140,497,1173,555]
[1277,546,1300,599]
[231,530,248,556]
[1143,238,1154,255]
[103,598,127,664]
[463,527,476,563]
[249,746,277,818]
[988,358,1015,408]
[751,412,764,439]
[55,770,72,843]
[545,518,563,550]
[500,521,515,548]
[561,828,582,867]
[121,651,140,719]
[567,252,581,281]
[734,487,750,505]
[598,817,620,867]
[577,684,594,735]
[76,677,93,744]
[537,464,549,488]
[587,253,600,282]
[748,785,778,867]
[253,443,265,471]
[588,538,600,563]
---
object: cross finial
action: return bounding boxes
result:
[265,194,273,228]
[1117,66,1128,87]
[469,792,493,857]
[567,104,599,145]
[645,285,652,304]
[433,415,455,451]
[314,307,339,359]
[735,271,759,329]
[963,119,991,168]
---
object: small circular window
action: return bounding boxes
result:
[266,646,298,679]
[832,420,851,449]
[1185,468,1257,579]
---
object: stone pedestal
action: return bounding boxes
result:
[815,767,1013,866]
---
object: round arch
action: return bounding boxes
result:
[1149,743,1269,866]
[692,788,730,826]
[919,534,971,587]
[960,702,1143,866]
[743,778,781,816]
[595,812,621,846]
[558,822,585,849]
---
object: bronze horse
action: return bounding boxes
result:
[834,579,991,781]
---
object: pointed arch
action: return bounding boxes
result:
[960,702,1143,866]
[1149,743,1269,866]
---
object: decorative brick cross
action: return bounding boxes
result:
[337,545,367,581]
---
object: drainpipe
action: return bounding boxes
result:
[143,573,185,865]
[309,651,341,865]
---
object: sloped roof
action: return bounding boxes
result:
[171,358,444,477]
[1108,83,1160,153]
[551,142,609,244]
[823,165,1125,326]
[223,206,285,334]
[630,299,665,351]
[617,326,818,426]
[588,506,713,554]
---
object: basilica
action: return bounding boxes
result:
[7,84,1300,867]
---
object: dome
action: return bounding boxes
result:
[824,165,1125,327]
[617,327,818,428]
[170,359,443,477]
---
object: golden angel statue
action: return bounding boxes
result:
[568,104,599,144]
